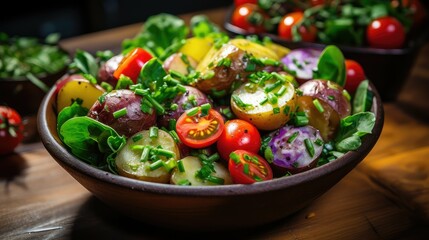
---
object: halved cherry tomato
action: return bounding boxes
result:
[217,119,261,161]
[0,106,24,155]
[231,3,268,33]
[344,59,366,94]
[278,11,317,42]
[228,150,273,184]
[113,47,153,83]
[366,16,406,49]
[176,108,224,149]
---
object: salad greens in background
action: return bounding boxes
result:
[0,32,70,92]
[59,13,376,177]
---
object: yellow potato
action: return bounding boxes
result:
[231,79,296,131]
[116,129,180,183]
[179,37,214,62]
[56,79,105,112]
[264,42,290,59]
[229,38,279,60]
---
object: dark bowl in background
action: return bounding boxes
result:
[223,5,429,102]
[37,73,384,231]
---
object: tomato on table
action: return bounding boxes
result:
[278,11,317,42]
[113,47,153,83]
[228,150,273,184]
[344,59,366,94]
[176,107,225,149]
[217,119,261,161]
[231,3,269,33]
[0,106,24,155]
[366,16,406,49]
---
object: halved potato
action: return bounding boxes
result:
[163,52,198,75]
[115,129,180,183]
[231,79,296,131]
[170,156,232,186]
[56,78,105,112]
[229,38,279,60]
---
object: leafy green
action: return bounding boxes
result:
[68,49,99,77]
[334,112,376,152]
[122,13,189,61]
[0,32,69,79]
[313,45,346,87]
[57,100,89,138]
[60,116,126,172]
[190,15,221,37]
[352,80,374,114]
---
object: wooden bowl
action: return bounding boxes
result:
[37,79,384,231]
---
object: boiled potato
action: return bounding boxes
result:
[179,37,213,62]
[170,156,232,186]
[229,38,279,60]
[116,129,180,183]
[56,78,105,112]
[264,41,290,59]
[231,79,296,131]
[163,53,198,75]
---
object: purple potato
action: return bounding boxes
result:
[98,54,124,87]
[157,85,212,128]
[267,125,323,175]
[281,48,322,84]
[299,79,351,119]
[88,89,156,137]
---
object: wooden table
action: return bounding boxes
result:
[1,7,429,239]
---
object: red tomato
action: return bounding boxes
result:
[0,106,24,155]
[234,0,257,6]
[176,108,225,149]
[231,3,268,33]
[278,12,317,42]
[344,59,366,94]
[228,150,273,184]
[113,47,153,83]
[217,119,261,161]
[366,16,406,49]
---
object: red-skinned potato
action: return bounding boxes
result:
[98,54,124,87]
[299,79,351,119]
[87,89,156,137]
[157,86,212,128]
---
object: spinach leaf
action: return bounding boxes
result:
[122,13,189,61]
[60,116,126,172]
[57,100,89,138]
[139,58,167,91]
[313,45,346,87]
[334,112,376,152]
[68,49,99,77]
[352,80,374,114]
[190,15,221,37]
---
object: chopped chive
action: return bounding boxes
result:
[149,126,159,139]
[206,175,225,185]
[267,92,278,104]
[151,148,175,158]
[210,88,227,98]
[243,163,250,175]
[265,81,283,93]
[177,160,185,172]
[208,153,220,162]
[313,99,325,113]
[273,107,280,114]
[149,160,164,171]
[328,95,335,101]
[230,152,241,164]
[287,132,300,143]
[131,145,144,151]
[163,159,177,172]
[314,138,324,146]
[260,58,279,66]
[259,96,268,105]
[186,106,200,117]
[169,70,186,81]
[168,119,177,131]
[304,138,315,157]
[113,107,127,119]
[177,179,191,186]
[232,95,253,109]
[145,94,165,115]
[200,103,211,116]
[134,88,149,96]
[283,105,291,115]
[140,146,150,162]
[202,70,215,80]
[342,89,351,101]
[296,89,303,96]
[276,85,286,96]
[170,103,178,111]
[132,133,143,142]
[245,62,256,72]
[169,130,181,143]
[100,82,113,92]
[253,175,263,181]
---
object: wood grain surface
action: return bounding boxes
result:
[1,7,429,240]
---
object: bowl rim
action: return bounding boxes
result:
[223,4,429,55]
[37,77,384,197]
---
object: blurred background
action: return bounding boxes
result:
[0,0,232,39]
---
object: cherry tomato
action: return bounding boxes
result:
[176,108,225,149]
[234,0,257,7]
[366,16,406,49]
[344,59,366,94]
[278,12,317,42]
[231,3,268,33]
[0,106,24,155]
[228,150,273,184]
[217,119,261,161]
[113,47,153,83]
